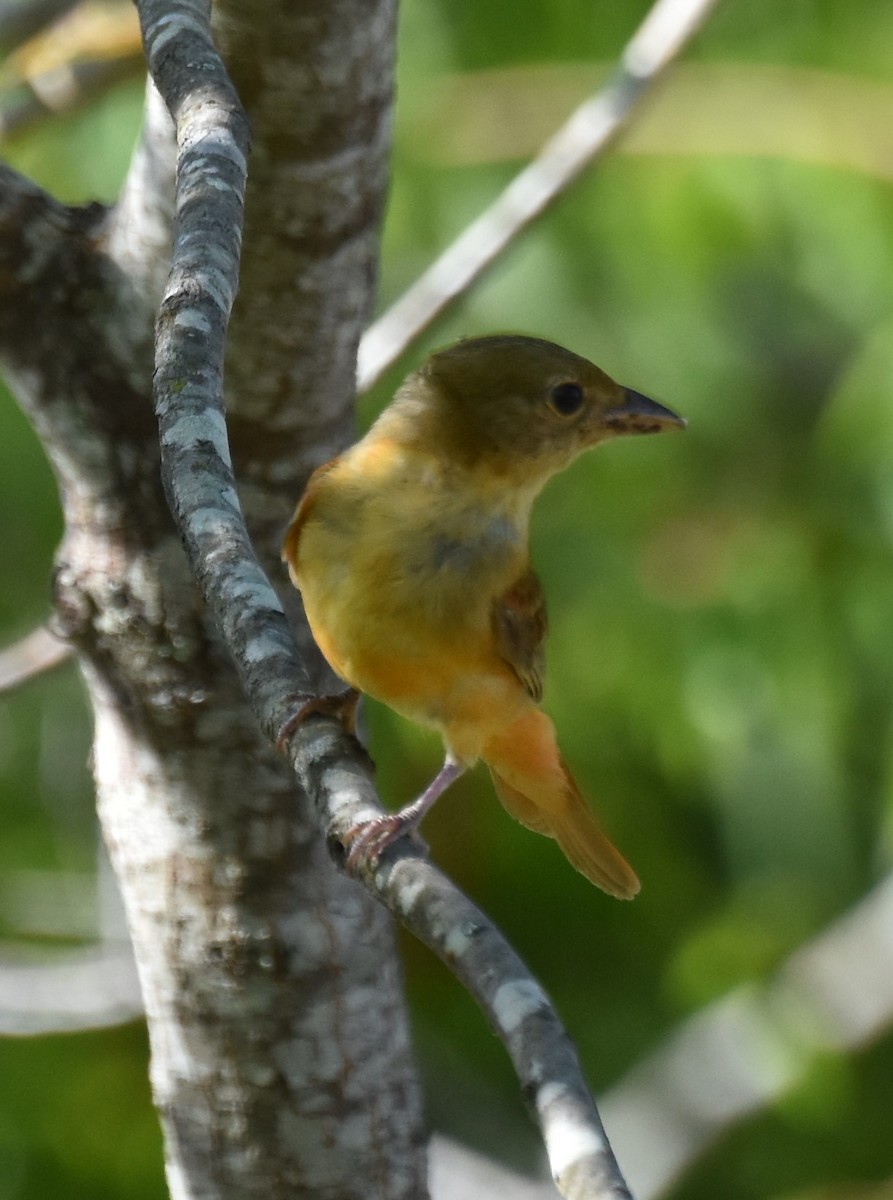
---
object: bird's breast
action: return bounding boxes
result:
[293,457,533,738]
[409,511,522,587]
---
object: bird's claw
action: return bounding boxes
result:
[276,687,361,751]
[342,814,429,872]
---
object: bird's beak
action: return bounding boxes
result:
[600,388,686,436]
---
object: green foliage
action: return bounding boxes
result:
[3,1,893,1196]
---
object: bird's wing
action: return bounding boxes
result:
[280,457,340,581]
[491,568,548,702]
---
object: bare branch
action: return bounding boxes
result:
[0,161,158,485]
[290,722,634,1200]
[0,0,78,54]
[0,50,143,142]
[0,941,142,1035]
[0,624,71,693]
[604,871,893,1199]
[136,0,308,727]
[357,0,720,392]
[5,852,892,1200]
[429,1135,556,1199]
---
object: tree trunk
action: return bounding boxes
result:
[0,2,427,1196]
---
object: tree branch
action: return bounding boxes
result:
[5,854,893,1199]
[429,1135,557,1199]
[0,160,159,510]
[357,0,720,392]
[138,0,315,734]
[604,869,893,1198]
[119,4,429,1199]
[0,623,71,693]
[293,721,634,1197]
[0,0,77,54]
[0,942,142,1035]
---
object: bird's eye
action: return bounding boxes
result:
[549,382,585,417]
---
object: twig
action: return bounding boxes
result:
[297,717,632,1199]
[0,52,144,141]
[0,0,78,54]
[0,623,72,693]
[0,0,144,141]
[140,0,633,1195]
[137,0,315,728]
[430,1134,557,1199]
[0,941,142,1035]
[603,870,893,1199]
[356,0,720,393]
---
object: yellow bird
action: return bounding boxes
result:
[282,335,683,897]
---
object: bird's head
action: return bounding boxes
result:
[395,335,684,485]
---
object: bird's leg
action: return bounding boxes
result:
[345,754,466,870]
[276,687,361,751]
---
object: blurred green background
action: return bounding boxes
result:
[2,0,893,1196]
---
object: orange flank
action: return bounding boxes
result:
[282,335,684,896]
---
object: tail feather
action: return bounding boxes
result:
[485,712,640,900]
[488,771,552,835]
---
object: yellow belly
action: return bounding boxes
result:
[303,579,531,759]
[291,439,534,761]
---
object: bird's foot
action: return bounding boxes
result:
[342,757,465,872]
[343,811,429,872]
[276,687,361,751]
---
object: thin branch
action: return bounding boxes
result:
[356,0,720,393]
[136,0,315,731]
[603,870,893,1199]
[296,717,632,1200]
[0,0,78,54]
[0,941,142,1035]
[140,1,633,1196]
[0,624,72,694]
[429,1135,556,1200]
[0,51,143,142]
[439,868,893,1196]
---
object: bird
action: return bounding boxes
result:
[281,334,684,897]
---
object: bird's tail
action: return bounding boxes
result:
[484,710,640,899]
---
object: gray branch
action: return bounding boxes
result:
[136,0,312,728]
[0,624,71,693]
[357,0,720,392]
[0,0,77,53]
[295,719,632,1198]
[0,942,142,1035]
[2,4,424,1197]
